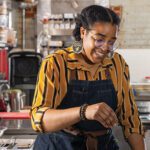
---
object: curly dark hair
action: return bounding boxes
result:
[73,5,120,41]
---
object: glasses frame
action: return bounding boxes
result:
[87,29,119,52]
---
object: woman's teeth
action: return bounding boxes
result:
[95,50,103,56]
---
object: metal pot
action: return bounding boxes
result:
[2,89,26,112]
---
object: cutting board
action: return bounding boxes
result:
[0,112,30,119]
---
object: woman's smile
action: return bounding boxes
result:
[92,48,107,60]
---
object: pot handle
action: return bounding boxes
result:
[20,93,26,109]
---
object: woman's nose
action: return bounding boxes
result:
[100,41,109,51]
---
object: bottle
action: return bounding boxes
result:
[70,13,75,29]
[37,18,50,57]
[49,15,54,29]
[59,14,65,29]
[54,15,60,29]
[64,13,70,29]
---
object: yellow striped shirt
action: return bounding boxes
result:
[31,46,144,139]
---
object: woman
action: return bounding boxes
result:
[31,5,145,150]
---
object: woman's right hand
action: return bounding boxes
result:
[85,102,118,128]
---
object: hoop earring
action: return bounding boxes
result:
[72,40,83,54]
[107,51,114,58]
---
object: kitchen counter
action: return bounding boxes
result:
[131,83,150,125]
[0,118,149,149]
[0,119,37,149]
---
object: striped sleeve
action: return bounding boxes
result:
[31,56,59,132]
[119,62,144,139]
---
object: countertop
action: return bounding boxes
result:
[0,119,37,149]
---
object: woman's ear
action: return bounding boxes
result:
[80,27,86,39]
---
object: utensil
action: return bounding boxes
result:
[0,126,7,137]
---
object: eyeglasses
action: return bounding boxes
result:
[89,31,119,52]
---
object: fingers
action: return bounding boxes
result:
[95,103,118,128]
[97,111,117,128]
[104,104,118,123]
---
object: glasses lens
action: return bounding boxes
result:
[95,39,104,47]
[94,39,120,51]
[108,40,120,51]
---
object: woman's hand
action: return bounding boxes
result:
[85,102,118,128]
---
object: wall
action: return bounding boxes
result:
[51,0,93,14]
[116,49,150,83]
[110,0,150,49]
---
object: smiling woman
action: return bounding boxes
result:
[31,5,145,150]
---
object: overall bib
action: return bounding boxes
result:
[33,68,119,150]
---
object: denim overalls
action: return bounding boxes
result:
[33,68,119,150]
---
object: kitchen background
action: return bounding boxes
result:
[1,0,150,149]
